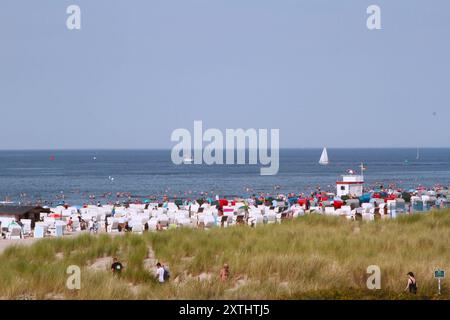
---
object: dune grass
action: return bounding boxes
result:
[1,209,450,300]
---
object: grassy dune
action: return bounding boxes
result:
[1,209,450,300]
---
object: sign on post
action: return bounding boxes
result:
[434,269,445,295]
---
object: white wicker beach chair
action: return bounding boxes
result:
[266,211,277,224]
[147,218,158,231]
[132,223,143,234]
[108,220,120,233]
[203,215,216,228]
[8,227,22,240]
[20,219,32,236]
[157,214,169,227]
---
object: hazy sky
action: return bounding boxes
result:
[0,0,449,149]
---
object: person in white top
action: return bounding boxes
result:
[156,262,165,283]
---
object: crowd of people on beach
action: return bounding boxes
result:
[2,182,449,241]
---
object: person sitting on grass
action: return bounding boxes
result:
[404,272,417,294]
[219,263,230,281]
[111,258,123,275]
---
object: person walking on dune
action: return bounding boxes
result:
[219,263,230,281]
[156,262,165,283]
[404,272,417,294]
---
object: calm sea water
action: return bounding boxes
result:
[0,149,449,205]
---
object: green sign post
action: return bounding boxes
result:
[434,269,445,295]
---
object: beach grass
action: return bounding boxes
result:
[1,208,450,300]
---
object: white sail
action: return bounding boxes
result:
[319,147,329,165]
[416,147,420,160]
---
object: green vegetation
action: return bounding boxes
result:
[1,209,450,300]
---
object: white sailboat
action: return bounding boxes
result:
[319,147,329,165]
[416,147,420,160]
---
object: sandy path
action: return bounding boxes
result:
[0,237,39,254]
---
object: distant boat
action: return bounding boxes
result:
[93,156,97,161]
[416,148,420,160]
[319,148,329,165]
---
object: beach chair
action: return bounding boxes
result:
[147,218,158,231]
[157,214,169,228]
[54,224,65,237]
[7,227,22,240]
[108,220,120,233]
[248,214,263,227]
[20,219,32,236]
[190,204,199,213]
[361,203,373,213]
[177,217,193,228]
[203,215,216,228]
[362,213,374,221]
[340,206,352,216]
[266,212,277,224]
[132,223,144,234]
[33,225,45,238]
[71,219,80,232]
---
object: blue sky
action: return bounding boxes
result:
[0,0,449,149]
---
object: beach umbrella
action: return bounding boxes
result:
[333,200,343,209]
[359,193,371,203]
